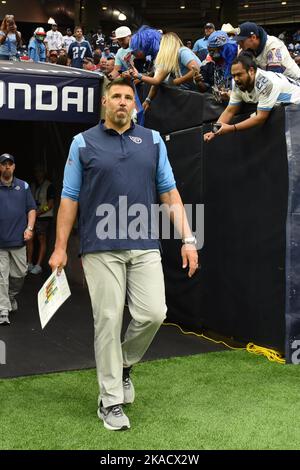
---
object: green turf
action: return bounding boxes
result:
[1,350,300,450]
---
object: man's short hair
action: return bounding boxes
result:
[74,25,82,34]
[232,51,258,72]
[105,77,135,94]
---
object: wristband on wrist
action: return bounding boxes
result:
[182,236,197,245]
[137,73,143,81]
[145,97,151,104]
[26,226,33,232]
[233,124,237,132]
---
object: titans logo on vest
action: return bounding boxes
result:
[129,136,143,144]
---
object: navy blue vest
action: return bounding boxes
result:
[78,122,161,254]
[0,178,33,249]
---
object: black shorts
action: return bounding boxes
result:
[35,218,52,236]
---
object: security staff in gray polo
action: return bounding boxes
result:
[49,77,198,431]
[0,153,36,325]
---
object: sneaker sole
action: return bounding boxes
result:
[97,408,130,431]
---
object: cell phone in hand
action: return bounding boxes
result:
[123,52,134,70]
[212,122,222,133]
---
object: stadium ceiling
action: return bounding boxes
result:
[1,1,299,29]
[111,0,300,27]
[237,0,300,24]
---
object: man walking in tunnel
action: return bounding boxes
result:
[49,78,198,431]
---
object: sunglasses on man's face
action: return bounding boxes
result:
[0,161,14,167]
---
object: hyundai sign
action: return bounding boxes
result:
[0,62,102,123]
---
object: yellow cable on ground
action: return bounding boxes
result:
[163,322,245,351]
[163,322,286,364]
[246,342,286,365]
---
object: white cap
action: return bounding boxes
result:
[221,23,237,35]
[115,26,132,39]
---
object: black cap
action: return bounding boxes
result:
[0,153,15,164]
[234,22,260,42]
[205,23,215,29]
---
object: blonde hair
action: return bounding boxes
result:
[155,32,184,76]
[0,14,21,45]
[0,15,15,33]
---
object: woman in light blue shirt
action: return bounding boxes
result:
[0,15,22,60]
[130,32,201,109]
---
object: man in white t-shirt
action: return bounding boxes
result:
[234,22,300,81]
[110,26,132,79]
[204,53,300,142]
[45,22,64,53]
[63,28,75,53]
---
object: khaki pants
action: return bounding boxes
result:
[82,249,167,407]
[0,246,27,312]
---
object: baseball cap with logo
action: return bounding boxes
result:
[115,26,132,39]
[234,22,260,42]
[204,23,215,29]
[0,153,15,164]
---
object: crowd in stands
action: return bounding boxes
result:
[0,15,119,79]
[0,13,299,101]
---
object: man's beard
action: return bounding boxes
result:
[236,76,253,92]
[236,83,247,91]
[114,115,128,126]
[109,109,131,127]
[1,170,12,181]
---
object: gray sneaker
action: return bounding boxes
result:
[30,265,42,275]
[98,403,130,431]
[0,311,10,325]
[27,263,34,273]
[123,367,135,405]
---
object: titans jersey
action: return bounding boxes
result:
[230,68,300,111]
[68,40,93,69]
